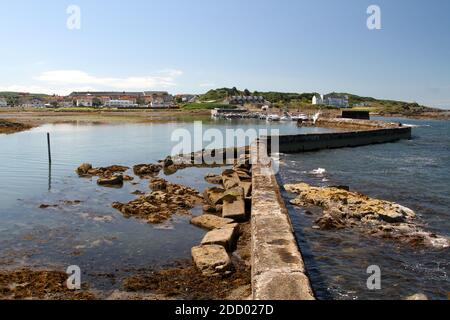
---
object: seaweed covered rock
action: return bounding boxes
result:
[76,164,129,178]
[76,163,92,176]
[112,180,202,224]
[133,163,162,177]
[97,175,124,187]
[286,182,449,248]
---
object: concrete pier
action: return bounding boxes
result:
[250,140,315,300]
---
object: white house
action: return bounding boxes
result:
[104,100,138,108]
[76,98,93,107]
[0,98,7,107]
[312,93,349,108]
[176,94,197,103]
[312,94,324,105]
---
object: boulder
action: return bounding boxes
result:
[201,224,239,252]
[163,165,178,175]
[97,175,124,187]
[133,164,162,176]
[162,156,174,168]
[203,187,226,205]
[190,214,234,230]
[76,163,92,176]
[191,245,232,276]
[222,169,241,190]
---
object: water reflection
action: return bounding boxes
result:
[0,120,335,292]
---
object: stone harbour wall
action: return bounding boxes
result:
[250,140,315,300]
[265,126,412,154]
[316,117,404,129]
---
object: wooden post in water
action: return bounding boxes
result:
[47,132,52,164]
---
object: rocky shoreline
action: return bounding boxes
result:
[285,182,449,248]
[0,119,33,134]
[72,150,253,299]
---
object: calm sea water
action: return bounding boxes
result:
[0,119,331,291]
[279,117,450,300]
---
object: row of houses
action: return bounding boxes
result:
[0,91,179,108]
[70,91,175,108]
[0,96,57,108]
[227,95,268,106]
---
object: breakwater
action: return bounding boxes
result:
[264,118,412,154]
[251,140,315,300]
[250,118,412,300]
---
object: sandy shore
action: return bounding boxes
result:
[0,109,211,133]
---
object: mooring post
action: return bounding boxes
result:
[47,132,52,164]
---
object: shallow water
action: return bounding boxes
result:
[279,117,450,300]
[0,119,332,291]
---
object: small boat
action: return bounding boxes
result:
[267,114,281,122]
[280,115,292,121]
[291,114,309,121]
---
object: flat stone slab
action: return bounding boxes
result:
[190,214,234,230]
[223,197,246,221]
[201,224,239,251]
[192,245,231,276]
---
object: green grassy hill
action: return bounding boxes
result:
[198,88,441,115]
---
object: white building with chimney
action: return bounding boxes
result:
[312,93,349,108]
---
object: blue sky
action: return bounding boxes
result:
[0,0,449,108]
